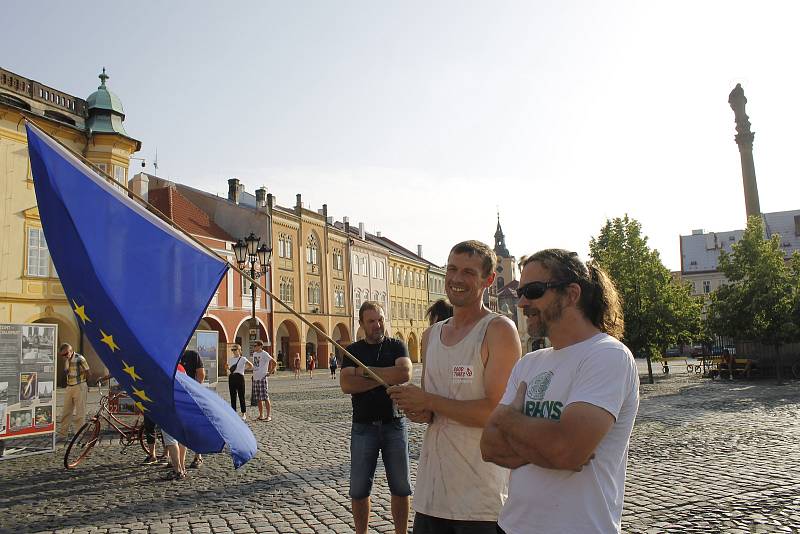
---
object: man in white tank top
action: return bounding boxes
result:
[389,240,521,534]
[481,249,639,534]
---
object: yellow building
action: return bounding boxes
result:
[0,67,140,384]
[362,235,428,362]
[268,193,352,370]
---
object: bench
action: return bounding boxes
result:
[710,358,757,379]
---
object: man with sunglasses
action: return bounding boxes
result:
[389,240,521,534]
[480,249,639,534]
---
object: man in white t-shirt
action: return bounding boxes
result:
[481,249,640,534]
[251,340,276,421]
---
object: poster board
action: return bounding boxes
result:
[0,323,57,460]
[186,330,219,388]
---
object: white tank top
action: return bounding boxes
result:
[413,312,509,521]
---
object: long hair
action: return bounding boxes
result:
[426,298,454,325]
[522,249,624,339]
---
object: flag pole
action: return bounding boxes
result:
[23,120,388,387]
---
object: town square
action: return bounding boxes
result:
[3,2,800,533]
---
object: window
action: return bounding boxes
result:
[352,254,359,275]
[27,228,50,277]
[372,259,377,278]
[415,273,420,288]
[361,257,367,276]
[703,280,711,294]
[378,261,385,280]
[335,287,345,308]
[286,236,293,259]
[307,283,321,305]
[114,165,126,184]
[374,290,380,302]
[278,235,286,258]
[280,277,294,303]
[355,289,362,309]
[306,234,319,266]
[389,265,394,283]
[94,162,108,175]
[333,249,343,271]
[395,267,400,284]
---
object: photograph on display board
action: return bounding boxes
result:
[196,331,219,383]
[0,381,7,403]
[37,380,53,402]
[9,409,32,432]
[34,406,53,428]
[0,403,6,434]
[19,372,38,402]
[20,325,55,364]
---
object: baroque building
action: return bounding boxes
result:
[0,67,141,384]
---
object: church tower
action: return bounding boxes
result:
[493,213,516,291]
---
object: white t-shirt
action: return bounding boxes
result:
[497,333,639,534]
[227,356,251,376]
[252,350,274,381]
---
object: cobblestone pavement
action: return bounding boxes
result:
[1,363,799,533]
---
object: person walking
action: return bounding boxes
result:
[293,352,301,380]
[227,344,253,420]
[307,352,316,379]
[57,343,91,441]
[329,353,338,378]
[480,249,639,534]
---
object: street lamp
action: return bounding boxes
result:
[234,233,272,348]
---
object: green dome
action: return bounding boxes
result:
[86,68,125,116]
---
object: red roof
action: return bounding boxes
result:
[149,187,234,242]
[497,279,519,298]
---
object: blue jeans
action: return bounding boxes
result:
[349,418,411,499]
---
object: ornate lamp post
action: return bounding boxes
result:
[233,233,272,349]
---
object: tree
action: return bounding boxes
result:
[590,216,704,383]
[706,216,800,381]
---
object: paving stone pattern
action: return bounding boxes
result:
[0,365,798,533]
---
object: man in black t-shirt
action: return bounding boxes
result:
[341,301,413,534]
[179,349,206,468]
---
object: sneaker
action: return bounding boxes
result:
[241,413,247,421]
[142,455,159,465]
[189,457,203,469]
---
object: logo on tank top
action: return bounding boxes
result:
[451,365,474,383]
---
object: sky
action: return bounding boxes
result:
[6,1,800,270]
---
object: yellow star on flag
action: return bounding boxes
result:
[132,387,153,403]
[134,401,149,413]
[72,301,91,325]
[121,360,142,382]
[100,330,120,352]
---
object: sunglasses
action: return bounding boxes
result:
[513,280,572,300]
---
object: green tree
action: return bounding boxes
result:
[590,216,703,383]
[706,216,800,381]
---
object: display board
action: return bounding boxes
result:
[0,323,57,460]
[186,330,219,388]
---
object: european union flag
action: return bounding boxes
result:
[26,122,257,468]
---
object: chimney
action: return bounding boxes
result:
[327,216,333,225]
[255,187,267,208]
[130,173,149,202]
[266,193,274,210]
[417,244,423,257]
[228,178,240,204]
[344,217,350,235]
[376,231,382,238]
[359,222,365,240]
[322,204,328,219]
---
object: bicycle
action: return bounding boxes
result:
[63,389,165,469]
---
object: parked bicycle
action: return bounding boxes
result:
[64,388,165,469]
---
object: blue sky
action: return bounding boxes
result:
[6,1,800,270]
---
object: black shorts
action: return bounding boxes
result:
[413,512,499,534]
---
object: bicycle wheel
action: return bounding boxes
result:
[138,425,166,459]
[64,419,100,469]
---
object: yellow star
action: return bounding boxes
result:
[132,387,153,403]
[121,360,142,382]
[134,401,149,413]
[99,330,119,352]
[72,301,91,325]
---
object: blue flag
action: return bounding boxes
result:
[26,122,257,468]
